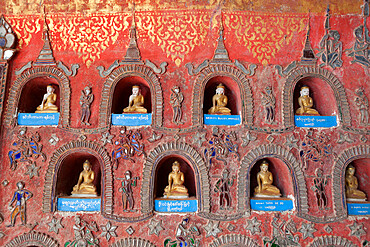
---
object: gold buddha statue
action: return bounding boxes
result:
[163,161,189,198]
[123,85,147,113]
[254,160,281,197]
[35,85,58,113]
[296,86,320,116]
[208,83,231,115]
[345,165,367,201]
[71,160,97,196]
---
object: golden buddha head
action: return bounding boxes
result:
[300,86,310,97]
[132,85,140,96]
[346,165,356,176]
[260,160,269,171]
[46,85,55,93]
[216,84,225,95]
[172,161,180,172]
[83,160,92,170]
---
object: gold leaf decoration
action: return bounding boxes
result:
[8,16,41,48]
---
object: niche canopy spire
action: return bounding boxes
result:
[210,12,231,64]
[123,2,143,64]
[300,11,317,65]
[34,6,56,66]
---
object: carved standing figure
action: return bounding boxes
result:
[261,86,276,123]
[214,169,235,210]
[35,85,58,113]
[254,160,281,197]
[312,168,328,210]
[170,85,184,125]
[71,160,97,196]
[296,86,320,116]
[347,25,370,67]
[319,30,343,68]
[163,161,189,198]
[345,165,367,201]
[123,85,147,113]
[80,86,94,125]
[208,84,231,115]
[7,181,33,227]
[355,88,369,125]
[118,170,139,212]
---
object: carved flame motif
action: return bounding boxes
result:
[8,17,41,48]
[49,14,129,67]
[139,12,210,67]
[226,13,306,66]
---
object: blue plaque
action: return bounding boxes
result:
[155,198,198,213]
[111,113,152,126]
[251,198,293,211]
[18,113,59,126]
[204,114,241,126]
[57,197,101,212]
[294,115,337,128]
[347,202,370,216]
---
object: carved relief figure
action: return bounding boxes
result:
[312,168,328,210]
[261,86,276,123]
[355,88,369,125]
[35,85,58,113]
[345,165,367,201]
[80,86,94,125]
[7,181,33,227]
[208,83,231,115]
[164,218,200,247]
[66,216,99,247]
[123,85,147,113]
[254,160,281,197]
[214,169,235,210]
[296,86,320,116]
[163,161,189,198]
[318,30,343,69]
[170,85,184,125]
[71,160,97,196]
[117,170,139,212]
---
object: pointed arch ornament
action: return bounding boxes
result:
[5,231,59,247]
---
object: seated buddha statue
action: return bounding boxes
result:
[163,161,189,198]
[71,160,97,196]
[35,85,58,113]
[123,85,147,113]
[295,86,320,116]
[345,165,367,201]
[208,84,231,115]
[254,160,281,197]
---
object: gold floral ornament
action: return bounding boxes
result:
[8,16,41,48]
[139,11,210,67]
[49,14,129,67]
[226,13,306,66]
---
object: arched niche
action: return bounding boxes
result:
[293,77,337,117]
[209,234,259,247]
[99,65,163,128]
[249,158,294,199]
[5,231,59,247]
[282,66,351,128]
[307,235,357,247]
[332,145,370,218]
[5,67,71,127]
[203,76,241,115]
[154,155,196,199]
[111,76,152,114]
[238,144,308,216]
[192,64,253,127]
[141,142,210,215]
[55,152,101,197]
[43,140,113,214]
[18,77,60,114]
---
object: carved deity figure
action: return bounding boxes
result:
[345,165,367,201]
[7,181,33,227]
[296,86,320,116]
[35,85,58,113]
[355,88,369,125]
[71,160,97,196]
[312,168,328,210]
[80,86,94,125]
[214,169,235,210]
[208,84,231,115]
[123,85,147,113]
[319,30,343,68]
[347,25,370,68]
[261,86,276,123]
[170,85,184,125]
[254,160,281,197]
[163,161,189,198]
[118,170,139,212]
